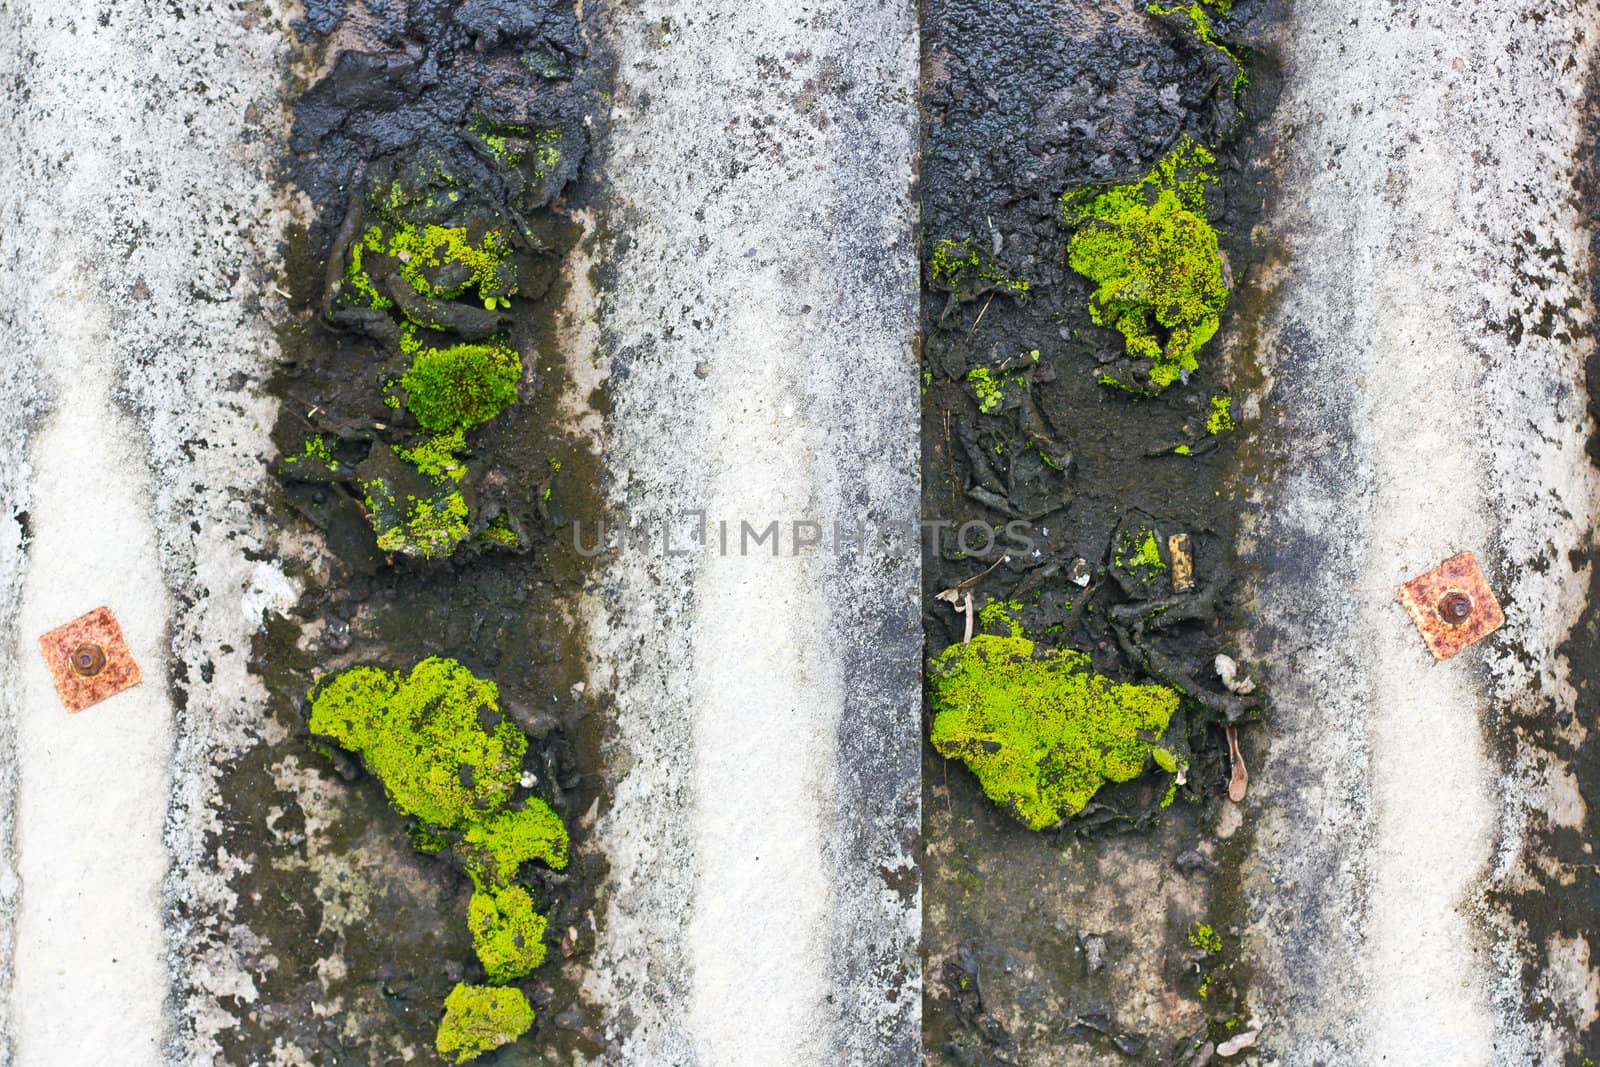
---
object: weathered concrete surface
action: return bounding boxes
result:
[1236,1,1600,1061]
[579,1,922,1063]
[0,2,292,1064]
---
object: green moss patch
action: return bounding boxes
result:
[929,237,1031,302]
[309,658,525,827]
[276,433,347,483]
[468,883,549,983]
[400,338,522,432]
[1108,514,1170,600]
[459,800,569,884]
[343,170,520,314]
[475,513,522,549]
[1189,921,1223,953]
[928,635,1180,830]
[1206,392,1235,434]
[471,117,563,179]
[310,657,570,1057]
[329,163,527,558]
[1149,2,1247,101]
[435,983,535,1064]
[358,432,473,560]
[1061,137,1227,394]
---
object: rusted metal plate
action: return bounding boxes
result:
[37,606,142,712]
[1397,551,1504,660]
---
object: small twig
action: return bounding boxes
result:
[967,292,997,339]
[947,554,1007,594]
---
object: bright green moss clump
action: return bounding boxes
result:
[1206,393,1235,434]
[965,356,1036,415]
[1062,138,1227,394]
[344,178,519,313]
[1189,921,1224,953]
[1121,529,1165,573]
[358,420,477,559]
[322,162,532,561]
[468,883,549,983]
[476,513,521,548]
[967,367,1004,414]
[928,635,1181,830]
[978,598,1025,638]
[337,166,526,446]
[395,223,514,304]
[395,429,468,481]
[400,338,522,432]
[461,800,570,884]
[308,658,525,827]
[299,434,338,470]
[1109,519,1169,599]
[436,983,535,1064]
[310,658,571,1058]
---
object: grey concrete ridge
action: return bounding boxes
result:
[1239,2,1600,1062]
[0,2,289,1065]
[577,3,922,1062]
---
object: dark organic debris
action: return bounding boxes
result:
[1064,1012,1149,1058]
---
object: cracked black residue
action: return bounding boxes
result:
[173,3,610,1064]
[919,0,1282,1062]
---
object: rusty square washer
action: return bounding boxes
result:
[37,606,142,713]
[1396,551,1504,660]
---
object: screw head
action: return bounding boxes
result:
[1437,591,1473,626]
[70,642,106,677]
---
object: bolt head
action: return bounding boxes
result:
[70,642,106,677]
[1437,591,1473,626]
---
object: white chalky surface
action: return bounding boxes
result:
[1238,1,1600,1062]
[10,318,176,1063]
[580,1,923,1063]
[0,2,291,1064]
